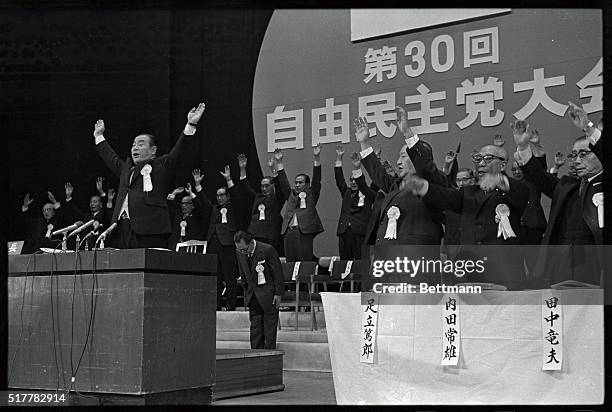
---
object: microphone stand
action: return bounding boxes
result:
[62,233,68,251]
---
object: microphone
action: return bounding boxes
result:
[51,221,83,237]
[95,222,118,247]
[67,219,96,238]
[79,222,103,246]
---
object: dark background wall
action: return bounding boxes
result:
[2,5,273,239]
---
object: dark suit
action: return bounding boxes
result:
[167,194,206,251]
[423,175,529,246]
[424,173,530,289]
[96,132,191,248]
[361,147,444,245]
[520,154,602,285]
[236,241,284,349]
[200,188,240,310]
[64,196,113,249]
[20,205,70,254]
[334,166,375,259]
[278,165,324,261]
[238,177,286,253]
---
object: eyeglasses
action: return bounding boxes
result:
[567,150,593,160]
[471,154,505,164]
[180,201,193,205]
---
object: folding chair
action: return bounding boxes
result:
[175,240,208,254]
[278,261,318,330]
[330,260,363,292]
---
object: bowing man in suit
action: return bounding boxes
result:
[354,109,446,246]
[236,154,287,253]
[514,105,603,286]
[277,146,324,262]
[334,146,376,259]
[93,102,206,249]
[196,166,242,311]
[234,231,284,349]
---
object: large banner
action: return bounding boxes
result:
[252,9,602,256]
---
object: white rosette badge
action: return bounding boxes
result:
[258,204,266,220]
[256,263,266,285]
[299,192,307,208]
[220,207,228,223]
[180,220,187,237]
[495,203,516,240]
[46,223,54,238]
[140,164,153,192]
[384,206,400,240]
[592,192,603,228]
[357,192,365,207]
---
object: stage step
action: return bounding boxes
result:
[216,311,331,372]
[217,310,327,330]
[214,349,284,401]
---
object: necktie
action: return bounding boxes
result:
[579,178,588,198]
[247,253,253,268]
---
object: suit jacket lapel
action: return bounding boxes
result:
[379,187,402,222]
[474,187,496,216]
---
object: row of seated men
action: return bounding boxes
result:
[18,101,603,308]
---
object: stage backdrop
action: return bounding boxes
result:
[252,9,602,257]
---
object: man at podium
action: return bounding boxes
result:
[92,102,206,249]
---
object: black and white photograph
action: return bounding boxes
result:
[3,3,609,407]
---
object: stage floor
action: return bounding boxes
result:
[213,371,336,405]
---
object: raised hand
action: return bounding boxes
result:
[350,152,361,169]
[108,188,116,201]
[48,191,58,205]
[192,169,204,186]
[394,106,414,138]
[567,101,589,130]
[273,148,283,162]
[554,151,566,168]
[335,144,345,159]
[444,150,457,165]
[93,119,105,138]
[23,193,34,209]
[493,134,505,147]
[313,145,321,157]
[529,128,540,145]
[187,102,206,125]
[95,177,105,194]
[510,119,530,149]
[220,165,231,181]
[354,117,370,143]
[185,183,193,196]
[403,175,428,196]
[65,182,73,199]
[237,153,247,169]
[171,187,185,197]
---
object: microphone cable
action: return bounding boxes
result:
[7,250,43,384]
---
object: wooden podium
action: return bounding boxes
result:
[8,248,218,405]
